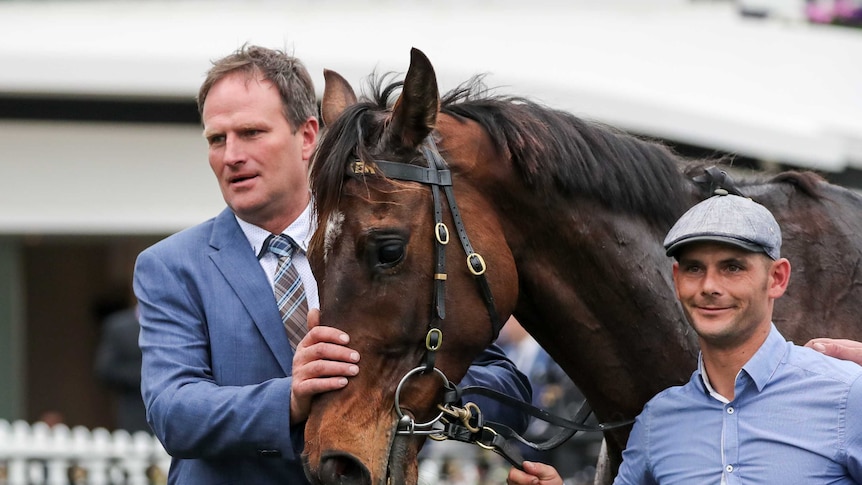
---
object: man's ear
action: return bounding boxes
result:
[671,260,682,300]
[768,257,791,299]
[300,117,319,161]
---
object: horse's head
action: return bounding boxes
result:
[303,48,518,485]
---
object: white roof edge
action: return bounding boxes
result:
[1,0,860,172]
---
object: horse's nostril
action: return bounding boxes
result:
[319,451,371,485]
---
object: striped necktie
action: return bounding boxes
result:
[263,234,309,349]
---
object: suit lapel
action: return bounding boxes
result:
[209,209,293,375]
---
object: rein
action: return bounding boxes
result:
[346,134,633,469]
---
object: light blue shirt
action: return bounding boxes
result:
[614,324,862,484]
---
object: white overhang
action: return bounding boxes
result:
[1,1,860,234]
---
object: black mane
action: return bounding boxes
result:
[310,74,819,238]
[442,79,702,225]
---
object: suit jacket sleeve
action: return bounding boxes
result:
[457,342,532,433]
[134,222,300,461]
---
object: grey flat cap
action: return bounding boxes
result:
[664,192,781,260]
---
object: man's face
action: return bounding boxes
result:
[672,242,784,349]
[202,71,318,232]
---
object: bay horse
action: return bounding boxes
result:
[302,48,862,485]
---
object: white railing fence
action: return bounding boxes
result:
[0,419,567,485]
[0,419,169,485]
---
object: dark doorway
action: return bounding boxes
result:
[22,235,165,430]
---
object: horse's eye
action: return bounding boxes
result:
[377,241,404,267]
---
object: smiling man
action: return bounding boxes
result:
[508,191,862,485]
[614,191,862,484]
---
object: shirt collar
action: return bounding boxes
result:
[697,323,787,399]
[235,201,315,256]
[698,355,729,403]
[740,323,787,392]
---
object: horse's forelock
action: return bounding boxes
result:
[310,103,366,257]
[310,75,406,258]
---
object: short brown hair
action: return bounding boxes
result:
[197,44,317,132]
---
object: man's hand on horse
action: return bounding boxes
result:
[290,308,360,424]
[805,338,862,366]
[507,461,564,485]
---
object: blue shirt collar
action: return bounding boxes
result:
[741,323,787,392]
[698,323,788,397]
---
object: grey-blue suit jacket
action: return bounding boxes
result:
[134,208,531,484]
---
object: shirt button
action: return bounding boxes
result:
[727,407,734,414]
[726,465,734,473]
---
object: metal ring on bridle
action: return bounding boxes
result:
[435,222,450,244]
[461,402,482,433]
[425,328,442,351]
[466,252,487,276]
[475,426,499,451]
[394,366,450,431]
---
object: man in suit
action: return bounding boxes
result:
[134,45,531,484]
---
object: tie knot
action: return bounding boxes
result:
[266,234,297,259]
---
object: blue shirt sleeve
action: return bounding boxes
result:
[846,372,862,481]
[613,404,656,485]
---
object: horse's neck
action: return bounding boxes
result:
[503,194,699,445]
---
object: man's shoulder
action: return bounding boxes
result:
[786,344,862,385]
[786,346,862,420]
[140,214,223,258]
[642,373,703,413]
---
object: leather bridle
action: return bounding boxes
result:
[345,133,633,469]
[348,134,502,374]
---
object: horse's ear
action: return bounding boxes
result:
[386,47,440,149]
[321,69,358,127]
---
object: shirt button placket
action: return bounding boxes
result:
[723,404,739,484]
